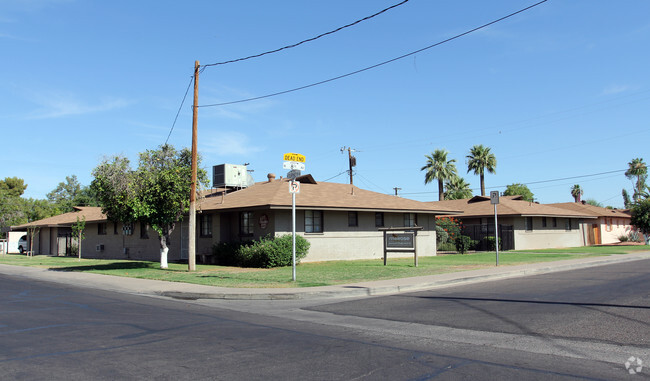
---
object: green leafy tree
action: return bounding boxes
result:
[630,198,650,245]
[421,149,458,201]
[466,144,497,196]
[503,183,534,202]
[584,198,603,207]
[622,189,632,209]
[71,216,86,260]
[47,175,99,213]
[570,184,583,203]
[444,176,473,200]
[91,144,208,269]
[625,158,647,203]
[0,177,27,197]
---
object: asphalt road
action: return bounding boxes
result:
[1,259,649,380]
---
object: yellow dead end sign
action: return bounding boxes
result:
[283,153,306,163]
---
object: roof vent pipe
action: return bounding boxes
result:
[267,173,276,182]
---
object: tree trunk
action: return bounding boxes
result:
[159,234,169,269]
[438,179,444,201]
[480,174,485,196]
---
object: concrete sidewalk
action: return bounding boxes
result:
[1,251,649,300]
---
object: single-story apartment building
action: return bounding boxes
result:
[14,174,461,262]
[549,201,633,245]
[431,195,596,250]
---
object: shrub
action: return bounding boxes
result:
[435,225,449,244]
[455,235,473,254]
[437,242,457,252]
[618,234,629,242]
[436,217,462,243]
[484,236,502,251]
[212,235,310,268]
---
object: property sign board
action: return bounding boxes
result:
[386,232,415,249]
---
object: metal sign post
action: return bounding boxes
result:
[490,191,500,266]
[284,153,305,281]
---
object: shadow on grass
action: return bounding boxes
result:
[50,262,156,272]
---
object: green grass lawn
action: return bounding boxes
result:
[0,245,647,288]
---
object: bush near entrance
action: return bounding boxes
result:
[212,234,310,268]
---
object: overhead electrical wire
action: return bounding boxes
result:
[399,169,627,196]
[164,75,194,145]
[198,0,548,108]
[200,0,410,70]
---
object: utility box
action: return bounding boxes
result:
[212,164,254,189]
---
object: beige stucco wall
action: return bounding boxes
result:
[597,217,632,244]
[274,210,437,262]
[512,217,584,250]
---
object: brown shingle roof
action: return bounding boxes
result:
[548,202,631,218]
[201,178,462,214]
[14,207,107,229]
[432,196,596,219]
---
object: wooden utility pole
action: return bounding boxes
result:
[341,146,357,185]
[188,60,199,272]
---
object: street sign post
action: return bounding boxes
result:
[283,153,306,281]
[490,190,500,266]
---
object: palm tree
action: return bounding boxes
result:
[625,158,647,203]
[421,149,458,201]
[570,184,583,203]
[444,175,473,200]
[466,144,497,196]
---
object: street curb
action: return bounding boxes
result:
[157,252,650,300]
[2,252,649,301]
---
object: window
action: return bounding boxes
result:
[541,217,547,228]
[606,218,612,232]
[375,212,384,227]
[240,212,254,236]
[552,217,557,228]
[123,222,133,236]
[348,211,358,227]
[565,219,572,231]
[114,222,119,235]
[200,214,212,237]
[305,210,323,233]
[140,222,149,239]
[404,213,417,227]
[525,217,533,231]
[97,223,107,235]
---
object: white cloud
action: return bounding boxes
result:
[25,91,130,119]
[200,131,263,157]
[601,84,632,96]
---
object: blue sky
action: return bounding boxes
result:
[2,0,649,207]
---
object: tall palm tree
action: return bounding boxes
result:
[625,158,647,203]
[421,149,457,201]
[466,144,497,196]
[444,175,473,200]
[570,184,583,203]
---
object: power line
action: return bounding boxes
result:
[400,169,627,195]
[322,170,349,182]
[164,75,194,145]
[198,0,548,108]
[200,0,410,69]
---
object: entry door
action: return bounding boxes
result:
[180,220,189,259]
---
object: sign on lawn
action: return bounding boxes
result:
[386,233,415,249]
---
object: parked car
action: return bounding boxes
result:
[18,235,27,254]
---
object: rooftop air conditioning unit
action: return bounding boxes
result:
[96,244,104,252]
[213,164,254,189]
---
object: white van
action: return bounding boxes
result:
[17,235,28,254]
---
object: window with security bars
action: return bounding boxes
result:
[305,210,323,233]
[240,212,254,236]
[200,214,212,237]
